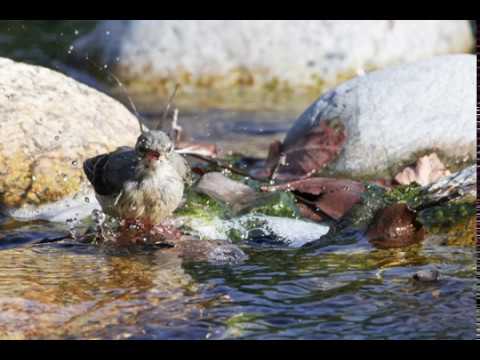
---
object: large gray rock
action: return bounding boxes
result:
[283,54,476,177]
[75,20,473,103]
[0,57,139,208]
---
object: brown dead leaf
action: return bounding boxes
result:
[295,202,325,222]
[246,140,282,180]
[262,177,364,221]
[251,119,346,183]
[367,203,425,249]
[394,153,451,187]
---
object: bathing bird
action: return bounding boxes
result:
[83,87,191,237]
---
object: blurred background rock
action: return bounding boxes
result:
[0,20,475,112]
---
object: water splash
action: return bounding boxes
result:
[179,213,329,248]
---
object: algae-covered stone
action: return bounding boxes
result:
[0,57,139,209]
[193,172,300,218]
[284,55,476,178]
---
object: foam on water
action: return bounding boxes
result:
[179,214,329,248]
[229,215,330,248]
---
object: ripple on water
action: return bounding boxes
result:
[0,216,475,339]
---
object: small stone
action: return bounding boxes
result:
[413,269,440,282]
[207,244,248,265]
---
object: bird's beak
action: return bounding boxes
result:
[145,150,161,161]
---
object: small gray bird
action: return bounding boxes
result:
[83,84,191,234]
[84,129,191,230]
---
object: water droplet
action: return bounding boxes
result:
[74,29,79,35]
[84,197,90,203]
[105,30,111,35]
[63,175,68,182]
[71,160,78,167]
[103,64,108,69]
[54,135,60,141]
[32,176,36,181]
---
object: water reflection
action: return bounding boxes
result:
[0,242,207,339]
[0,222,475,339]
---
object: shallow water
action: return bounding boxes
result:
[0,21,476,340]
[0,219,475,339]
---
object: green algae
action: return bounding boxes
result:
[418,201,475,246]
[244,192,299,219]
[384,183,423,208]
[176,182,300,221]
[175,189,226,220]
[418,201,475,229]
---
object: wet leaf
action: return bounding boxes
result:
[394,153,451,187]
[271,119,347,182]
[262,177,364,221]
[296,202,325,222]
[248,140,282,179]
[367,203,425,249]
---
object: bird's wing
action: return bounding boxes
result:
[83,147,138,196]
[170,152,192,187]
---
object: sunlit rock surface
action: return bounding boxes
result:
[0,57,139,208]
[75,20,473,107]
[284,55,476,178]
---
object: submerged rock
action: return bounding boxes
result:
[194,172,299,218]
[0,57,139,209]
[413,269,440,282]
[283,55,475,178]
[75,20,473,108]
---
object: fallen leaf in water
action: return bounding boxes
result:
[394,153,451,187]
[295,202,325,222]
[262,177,364,221]
[367,203,425,249]
[248,140,282,179]
[252,119,346,182]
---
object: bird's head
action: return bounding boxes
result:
[135,130,174,166]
